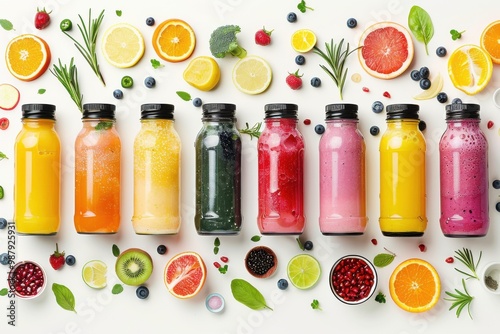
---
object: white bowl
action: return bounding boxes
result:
[481,262,500,294]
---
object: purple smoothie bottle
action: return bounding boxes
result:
[439,103,489,237]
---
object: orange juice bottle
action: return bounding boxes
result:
[74,104,121,234]
[14,104,60,235]
[132,104,181,234]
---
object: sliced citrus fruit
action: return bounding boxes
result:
[481,20,500,64]
[152,19,196,62]
[287,254,321,290]
[101,23,145,68]
[82,260,107,289]
[413,73,444,100]
[232,55,272,95]
[389,258,441,313]
[183,56,221,91]
[448,44,493,95]
[5,34,51,81]
[358,22,414,79]
[164,251,206,299]
[291,29,317,53]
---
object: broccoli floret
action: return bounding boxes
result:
[209,25,247,59]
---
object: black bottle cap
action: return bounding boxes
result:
[386,104,420,120]
[21,104,56,120]
[141,104,174,120]
[264,103,298,119]
[82,103,116,119]
[445,103,480,120]
[202,103,236,121]
[325,103,358,120]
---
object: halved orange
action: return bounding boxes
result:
[448,45,493,95]
[152,19,196,62]
[481,20,500,64]
[5,34,51,81]
[164,251,206,299]
[389,258,441,313]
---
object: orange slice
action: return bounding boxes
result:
[481,20,500,64]
[152,19,196,62]
[448,44,493,95]
[164,251,206,299]
[389,258,441,313]
[5,34,51,81]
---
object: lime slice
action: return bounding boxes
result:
[287,254,321,290]
[232,55,272,95]
[291,29,317,53]
[82,260,107,289]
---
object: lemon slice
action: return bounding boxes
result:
[102,23,145,68]
[287,254,321,290]
[291,29,317,53]
[232,55,272,95]
[448,44,493,95]
[413,73,444,100]
[82,260,107,289]
[183,56,221,91]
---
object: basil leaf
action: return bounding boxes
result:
[52,283,77,313]
[112,284,124,295]
[0,288,8,296]
[231,279,273,311]
[373,253,395,268]
[0,19,14,31]
[176,91,191,101]
[251,235,261,242]
[112,244,120,257]
[408,5,434,55]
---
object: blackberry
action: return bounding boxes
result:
[246,248,275,276]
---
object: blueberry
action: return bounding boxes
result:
[136,286,149,299]
[65,255,76,266]
[437,92,448,103]
[0,218,7,229]
[0,253,8,265]
[496,202,500,213]
[420,78,431,90]
[277,278,289,290]
[372,101,384,113]
[436,46,447,57]
[369,126,380,136]
[418,120,427,131]
[419,67,430,79]
[295,55,305,65]
[144,76,156,88]
[346,18,357,28]
[192,98,202,107]
[314,124,325,135]
[157,245,167,255]
[493,180,500,189]
[310,77,321,87]
[410,70,421,81]
[303,241,313,250]
[146,17,155,26]
[452,98,462,104]
[113,89,123,99]
[287,12,297,23]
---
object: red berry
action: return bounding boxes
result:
[49,243,65,270]
[418,244,426,252]
[220,256,229,263]
[213,262,221,269]
[286,69,303,90]
[370,238,377,245]
[383,91,391,98]
[487,121,494,129]
[34,7,52,30]
[0,118,9,130]
[445,257,454,264]
[255,27,273,46]
[362,87,370,92]
[303,119,311,125]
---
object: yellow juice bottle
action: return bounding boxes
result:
[379,104,427,236]
[14,104,60,235]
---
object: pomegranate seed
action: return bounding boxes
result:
[220,256,229,263]
[0,118,9,130]
[362,87,370,92]
[418,244,426,252]
[445,257,454,264]
[213,262,221,269]
[370,238,377,245]
[383,91,391,98]
[303,119,311,125]
[487,121,494,129]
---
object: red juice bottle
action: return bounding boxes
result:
[257,104,305,235]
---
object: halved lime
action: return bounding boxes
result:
[82,260,107,289]
[287,254,321,290]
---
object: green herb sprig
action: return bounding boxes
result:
[297,0,314,13]
[218,264,228,274]
[408,5,434,55]
[238,122,262,140]
[62,9,106,86]
[454,248,481,280]
[151,59,164,69]
[374,292,386,303]
[50,58,83,113]
[311,299,321,310]
[314,38,359,100]
[450,29,465,41]
[445,279,474,319]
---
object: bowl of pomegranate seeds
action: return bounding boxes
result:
[330,255,377,305]
[8,261,47,299]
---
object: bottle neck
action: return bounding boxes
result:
[325,119,358,127]
[387,119,419,129]
[265,118,297,128]
[446,118,480,128]
[141,119,174,128]
[22,118,55,129]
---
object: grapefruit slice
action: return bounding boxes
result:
[358,22,414,79]
[164,251,206,299]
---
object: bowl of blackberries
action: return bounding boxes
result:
[245,246,277,278]
[8,260,47,299]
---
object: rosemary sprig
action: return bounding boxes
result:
[444,279,474,319]
[454,248,482,280]
[313,38,359,100]
[50,58,83,113]
[238,122,262,140]
[62,9,105,86]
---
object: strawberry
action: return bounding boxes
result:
[49,243,65,270]
[286,69,303,90]
[255,27,273,46]
[34,7,52,30]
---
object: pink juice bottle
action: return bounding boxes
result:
[440,103,489,237]
[319,104,367,235]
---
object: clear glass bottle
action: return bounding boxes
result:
[132,104,181,234]
[379,104,427,236]
[14,104,60,235]
[440,103,488,237]
[195,103,242,235]
[74,103,121,234]
[257,103,305,235]
[319,103,367,235]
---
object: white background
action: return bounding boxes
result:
[1,0,500,333]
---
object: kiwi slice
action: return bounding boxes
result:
[115,248,153,286]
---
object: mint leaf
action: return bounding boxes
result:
[251,235,261,242]
[0,19,14,31]
[231,279,273,310]
[151,59,164,69]
[95,121,113,131]
[52,283,77,313]
[311,299,321,310]
[219,264,228,274]
[374,252,396,268]
[176,91,191,101]
[112,244,120,257]
[38,88,46,94]
[375,292,386,303]
[115,10,122,17]
[112,284,124,295]
[0,288,8,296]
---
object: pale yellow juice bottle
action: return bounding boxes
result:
[379,104,427,236]
[132,104,181,234]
